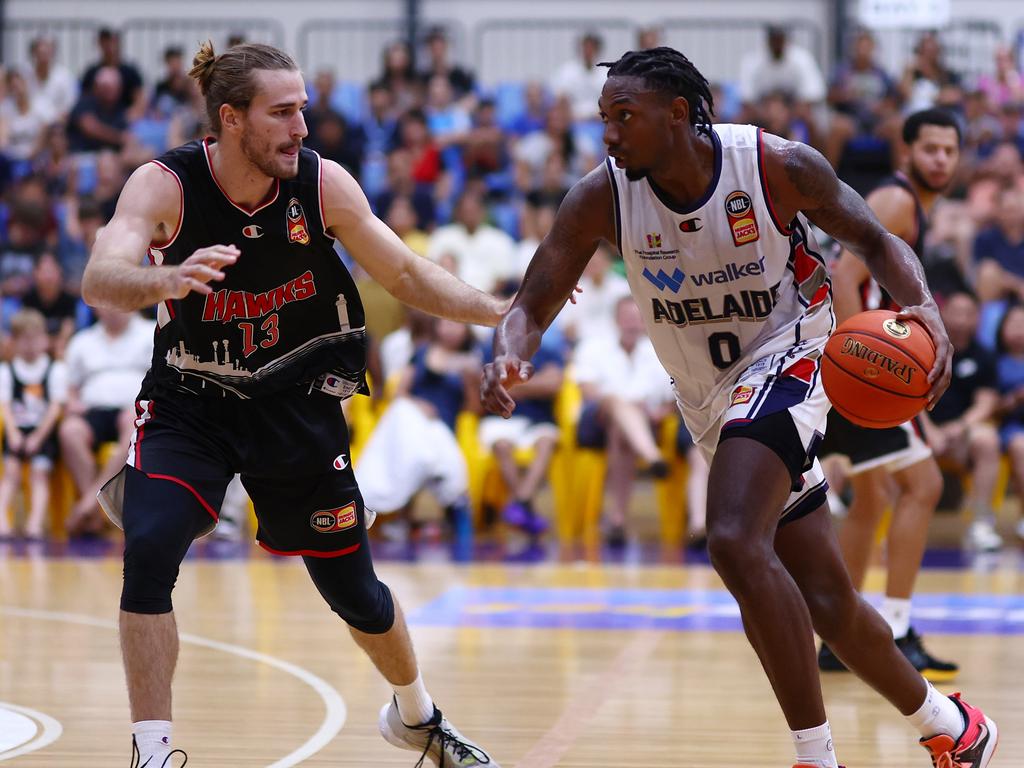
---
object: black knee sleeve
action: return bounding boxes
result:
[120,467,214,614]
[303,548,396,634]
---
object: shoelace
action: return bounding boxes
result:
[413,722,490,768]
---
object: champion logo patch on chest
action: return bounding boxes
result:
[242,224,264,239]
[725,190,759,247]
[286,197,310,245]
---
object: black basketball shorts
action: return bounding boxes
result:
[818,409,931,476]
[98,386,368,557]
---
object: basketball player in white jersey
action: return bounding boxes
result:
[481,48,997,768]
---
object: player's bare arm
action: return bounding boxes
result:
[482,166,614,417]
[320,159,505,327]
[830,186,918,323]
[82,163,239,311]
[762,135,951,403]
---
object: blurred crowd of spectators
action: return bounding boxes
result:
[1,21,1024,549]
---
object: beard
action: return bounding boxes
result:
[908,161,949,194]
[625,166,651,182]
[241,128,300,180]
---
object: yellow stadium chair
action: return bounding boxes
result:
[654,415,689,547]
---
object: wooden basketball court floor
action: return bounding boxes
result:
[0,544,1021,766]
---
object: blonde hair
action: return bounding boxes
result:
[188,40,298,133]
[9,308,46,338]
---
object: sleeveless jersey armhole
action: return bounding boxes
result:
[604,157,623,254]
[148,160,185,249]
[756,128,794,237]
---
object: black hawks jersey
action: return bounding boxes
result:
[141,138,367,399]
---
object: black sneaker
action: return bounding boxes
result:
[897,626,959,682]
[817,642,848,672]
[130,735,188,767]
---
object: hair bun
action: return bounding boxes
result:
[188,40,217,95]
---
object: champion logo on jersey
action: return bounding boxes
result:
[333,453,349,471]
[678,217,702,233]
[242,224,264,239]
[286,197,310,245]
[641,267,686,293]
[725,190,759,247]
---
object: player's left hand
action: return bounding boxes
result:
[897,301,952,408]
[481,356,534,418]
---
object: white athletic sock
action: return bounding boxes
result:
[907,682,966,739]
[393,672,435,726]
[792,721,839,768]
[881,597,912,639]
[133,720,172,760]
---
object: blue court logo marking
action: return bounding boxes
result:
[408,587,1024,635]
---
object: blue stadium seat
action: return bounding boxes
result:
[330,82,368,125]
[494,82,527,131]
[75,156,98,196]
[490,201,520,239]
[132,118,170,154]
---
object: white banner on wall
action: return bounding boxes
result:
[859,0,951,29]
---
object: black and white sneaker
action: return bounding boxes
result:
[379,697,497,766]
[130,735,188,767]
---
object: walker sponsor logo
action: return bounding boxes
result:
[310,502,358,533]
[642,267,686,293]
[650,284,780,327]
[839,338,917,385]
[688,258,766,286]
[202,270,317,322]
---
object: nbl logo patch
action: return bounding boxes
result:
[310,502,358,533]
[286,197,310,245]
[725,190,759,247]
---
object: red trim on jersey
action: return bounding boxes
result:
[145,472,219,521]
[133,400,153,469]
[258,541,362,558]
[757,128,793,236]
[809,281,831,308]
[793,242,819,284]
[149,160,184,248]
[316,151,330,237]
[202,137,280,216]
[783,358,816,383]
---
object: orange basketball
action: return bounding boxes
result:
[821,310,935,429]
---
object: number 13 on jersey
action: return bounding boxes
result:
[238,313,280,357]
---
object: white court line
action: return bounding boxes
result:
[0,606,346,767]
[0,701,63,761]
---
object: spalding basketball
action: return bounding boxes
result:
[821,310,935,429]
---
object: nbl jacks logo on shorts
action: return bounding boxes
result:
[725,190,759,247]
[310,502,358,533]
[286,197,310,245]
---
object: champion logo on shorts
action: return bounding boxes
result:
[333,454,349,471]
[310,502,357,533]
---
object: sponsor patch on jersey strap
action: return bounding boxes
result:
[730,385,755,405]
[286,197,310,245]
[725,190,759,247]
[310,502,358,533]
[650,283,780,328]
[202,269,317,322]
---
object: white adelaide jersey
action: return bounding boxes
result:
[606,123,834,413]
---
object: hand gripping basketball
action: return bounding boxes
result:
[166,244,240,299]
[481,356,535,419]
[896,302,952,407]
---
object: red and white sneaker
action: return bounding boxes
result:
[920,693,998,767]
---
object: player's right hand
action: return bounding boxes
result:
[481,356,534,418]
[165,245,240,299]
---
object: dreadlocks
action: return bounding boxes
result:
[599,47,715,135]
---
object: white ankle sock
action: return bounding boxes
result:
[881,597,911,639]
[792,721,839,768]
[907,683,965,738]
[393,672,435,726]
[133,720,172,759]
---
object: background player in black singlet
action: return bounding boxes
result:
[83,42,500,767]
[821,109,962,682]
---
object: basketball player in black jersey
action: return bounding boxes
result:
[820,109,962,682]
[83,42,498,767]
[482,49,996,768]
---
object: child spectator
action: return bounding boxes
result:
[0,308,67,539]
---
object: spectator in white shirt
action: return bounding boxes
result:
[23,36,77,124]
[549,32,607,122]
[556,242,632,344]
[427,189,516,293]
[572,296,675,544]
[60,309,154,535]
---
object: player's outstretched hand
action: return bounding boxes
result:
[897,302,951,408]
[481,356,534,418]
[166,245,240,299]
